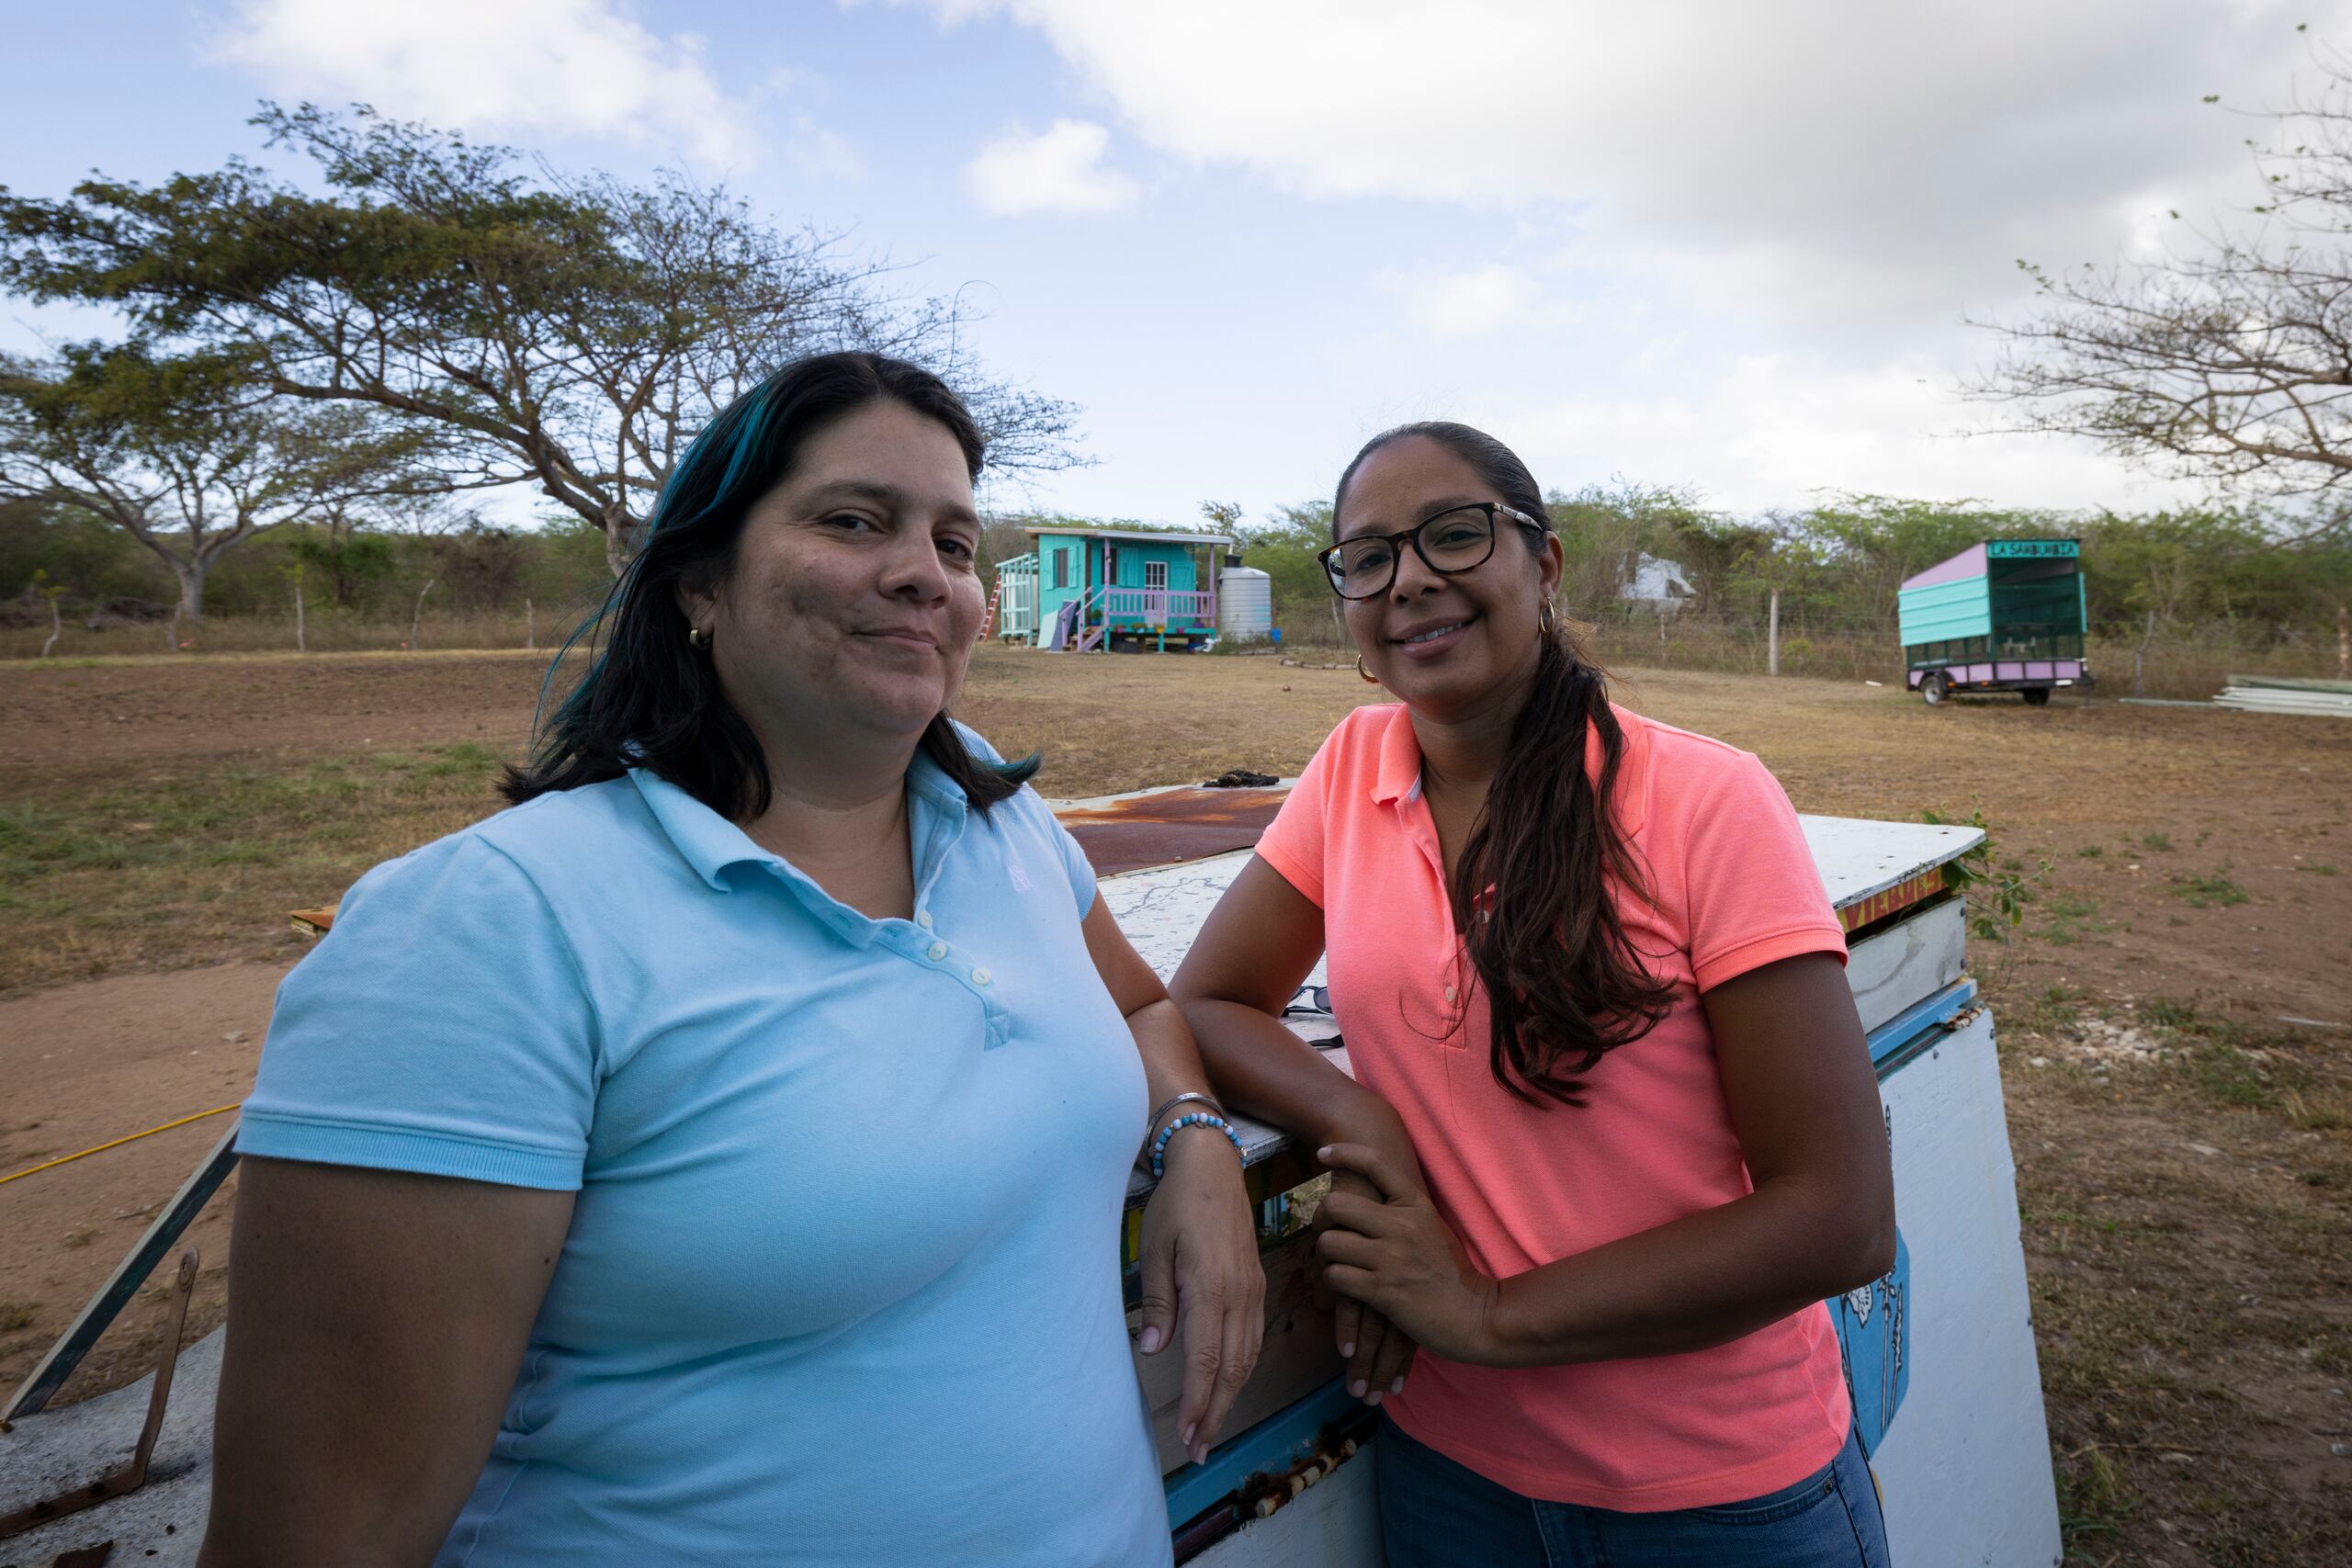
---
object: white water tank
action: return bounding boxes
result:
[1217,567,1272,641]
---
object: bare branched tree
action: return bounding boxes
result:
[0,104,1085,577]
[1967,49,2352,538]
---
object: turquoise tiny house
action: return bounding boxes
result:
[1897,538,2093,705]
[994,526,1233,651]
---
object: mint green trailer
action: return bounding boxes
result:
[1897,539,2092,706]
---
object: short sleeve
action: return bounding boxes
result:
[1049,816,1099,919]
[1254,731,1340,908]
[237,831,602,1190]
[1680,753,1848,993]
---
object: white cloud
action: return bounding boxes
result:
[1391,265,1584,338]
[214,0,756,166]
[965,119,1139,215]
[921,0,2343,333]
[785,114,866,182]
[1503,355,2194,515]
[905,1,2345,512]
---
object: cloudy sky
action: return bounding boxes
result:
[6,0,2347,527]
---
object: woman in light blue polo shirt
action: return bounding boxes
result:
[198,353,1264,1566]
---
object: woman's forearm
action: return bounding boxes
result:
[1127,996,1222,1141]
[1478,1176,1891,1369]
[1180,997,1403,1148]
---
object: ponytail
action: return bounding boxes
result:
[1450,630,1675,1103]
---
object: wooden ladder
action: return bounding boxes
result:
[982,571,1007,641]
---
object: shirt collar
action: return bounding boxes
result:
[1365,698,1649,836]
[629,753,969,894]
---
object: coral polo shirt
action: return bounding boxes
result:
[1256,701,1853,1511]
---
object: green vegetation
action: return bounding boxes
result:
[2167,867,2251,908]
[2037,890,2107,946]
[1922,806,2051,943]
[0,741,508,993]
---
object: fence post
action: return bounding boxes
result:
[526,597,536,651]
[2133,609,2154,697]
[293,574,305,654]
[2339,603,2348,681]
[1768,589,1780,676]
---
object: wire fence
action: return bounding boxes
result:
[2,603,2337,705]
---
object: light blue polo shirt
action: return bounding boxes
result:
[239,736,1170,1567]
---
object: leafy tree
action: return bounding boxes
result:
[0,343,424,626]
[1233,501,1338,630]
[0,104,1084,577]
[284,528,398,612]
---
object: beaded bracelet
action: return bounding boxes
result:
[1149,1111,1247,1179]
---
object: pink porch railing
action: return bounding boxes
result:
[1095,587,1215,623]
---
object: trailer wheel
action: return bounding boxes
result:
[1920,672,1950,706]
[2020,687,2051,705]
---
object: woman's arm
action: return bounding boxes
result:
[1168,855,1425,1404]
[1167,857,1405,1156]
[1080,898,1264,1466]
[198,1157,574,1568]
[1316,951,1895,1368]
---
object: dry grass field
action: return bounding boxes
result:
[2,644,2348,1563]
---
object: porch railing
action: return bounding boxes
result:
[1096,587,1215,624]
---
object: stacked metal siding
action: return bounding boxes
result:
[2212,674,2352,717]
[1896,574,1995,646]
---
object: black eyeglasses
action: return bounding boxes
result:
[1317,502,1549,600]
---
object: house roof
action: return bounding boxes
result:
[1023,526,1234,547]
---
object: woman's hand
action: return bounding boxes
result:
[1136,1130,1266,1465]
[1309,1119,1428,1405]
[1314,1142,1502,1367]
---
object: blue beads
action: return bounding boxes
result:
[1149,1111,1247,1179]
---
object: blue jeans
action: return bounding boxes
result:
[1376,1413,1892,1568]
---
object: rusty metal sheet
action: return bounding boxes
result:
[1054,788,1287,878]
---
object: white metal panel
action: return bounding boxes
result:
[1847,898,1967,1034]
[1794,815,1982,908]
[1871,1009,2063,1568]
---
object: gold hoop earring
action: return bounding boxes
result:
[1355,654,1381,684]
[688,625,711,650]
[1538,601,1558,638]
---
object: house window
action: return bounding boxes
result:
[1052,548,1069,590]
[1144,560,1169,591]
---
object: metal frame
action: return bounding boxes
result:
[3,1123,238,1422]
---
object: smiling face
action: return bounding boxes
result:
[1335,434,1563,722]
[677,399,986,760]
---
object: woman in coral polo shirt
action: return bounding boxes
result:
[1172,423,1895,1566]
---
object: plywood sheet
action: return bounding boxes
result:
[1129,1230,1336,1476]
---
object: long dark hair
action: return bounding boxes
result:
[1335,422,1675,1105]
[503,351,1035,818]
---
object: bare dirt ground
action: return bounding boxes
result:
[2,645,2347,1562]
